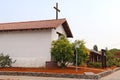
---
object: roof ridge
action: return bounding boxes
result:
[0,18,66,25]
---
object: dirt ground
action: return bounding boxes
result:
[0,66,115,74]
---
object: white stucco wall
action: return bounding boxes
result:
[51,25,67,41]
[0,30,51,67]
[0,25,67,67]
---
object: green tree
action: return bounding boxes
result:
[51,35,73,68]
[93,45,98,51]
[109,48,120,54]
[106,50,115,67]
[106,48,120,67]
[73,40,89,66]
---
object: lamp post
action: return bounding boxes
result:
[75,43,79,72]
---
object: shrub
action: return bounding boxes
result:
[114,58,120,67]
[87,62,102,68]
[0,53,16,68]
[106,50,115,67]
[106,59,115,67]
[51,35,73,68]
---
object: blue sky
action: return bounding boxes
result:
[0,0,120,50]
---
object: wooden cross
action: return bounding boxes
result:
[54,3,60,20]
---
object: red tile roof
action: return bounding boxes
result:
[0,18,73,37]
